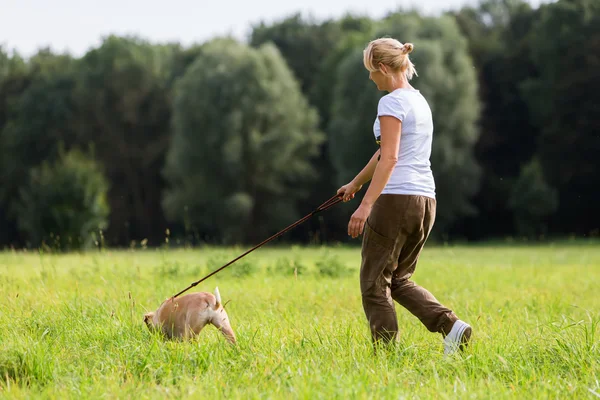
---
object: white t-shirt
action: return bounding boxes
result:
[373,88,436,199]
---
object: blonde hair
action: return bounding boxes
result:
[363,38,417,80]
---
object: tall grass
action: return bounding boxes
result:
[0,243,598,398]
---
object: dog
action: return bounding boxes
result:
[143,287,236,344]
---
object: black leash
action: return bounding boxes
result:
[170,193,343,299]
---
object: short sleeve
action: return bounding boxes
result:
[377,95,407,122]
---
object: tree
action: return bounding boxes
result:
[0,46,13,81]
[521,0,600,236]
[1,50,78,199]
[162,38,324,244]
[0,47,26,247]
[73,36,176,246]
[451,0,542,239]
[0,48,78,247]
[250,14,378,243]
[328,12,482,236]
[15,148,110,250]
[251,13,342,103]
[328,48,384,188]
[508,158,558,239]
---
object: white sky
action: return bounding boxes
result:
[1,0,551,57]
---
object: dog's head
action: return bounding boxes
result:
[143,312,156,331]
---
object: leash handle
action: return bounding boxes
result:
[171,193,343,299]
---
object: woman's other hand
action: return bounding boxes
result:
[348,204,372,238]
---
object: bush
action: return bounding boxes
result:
[228,259,258,278]
[508,158,558,238]
[267,256,307,277]
[206,252,258,278]
[15,148,110,250]
[315,253,352,278]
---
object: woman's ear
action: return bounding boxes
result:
[379,63,389,76]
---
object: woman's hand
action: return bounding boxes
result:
[348,203,372,239]
[337,180,363,202]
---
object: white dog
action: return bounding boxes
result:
[144,287,236,344]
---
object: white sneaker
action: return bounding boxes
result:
[443,320,472,356]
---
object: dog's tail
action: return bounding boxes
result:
[213,286,221,309]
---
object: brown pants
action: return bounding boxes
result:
[360,194,458,344]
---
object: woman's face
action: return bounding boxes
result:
[368,67,388,91]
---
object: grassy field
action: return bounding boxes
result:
[0,242,599,399]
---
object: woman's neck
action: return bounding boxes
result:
[388,74,413,92]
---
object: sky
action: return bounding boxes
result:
[1,0,551,58]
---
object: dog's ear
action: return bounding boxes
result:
[143,312,154,324]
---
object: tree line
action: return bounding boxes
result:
[0,0,598,250]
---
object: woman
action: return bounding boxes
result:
[337,38,471,355]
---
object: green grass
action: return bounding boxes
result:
[0,243,599,399]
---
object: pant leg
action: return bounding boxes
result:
[359,196,405,345]
[390,196,458,334]
[360,223,399,344]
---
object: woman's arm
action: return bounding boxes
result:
[352,149,381,187]
[360,116,401,207]
[347,115,401,238]
[337,149,380,202]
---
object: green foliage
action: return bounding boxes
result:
[310,16,378,130]
[520,0,600,235]
[508,158,559,238]
[0,48,30,245]
[0,50,80,247]
[14,148,110,250]
[315,252,352,277]
[0,46,13,83]
[328,47,383,187]
[250,13,377,128]
[227,259,259,278]
[162,38,324,244]
[2,3,600,247]
[250,13,342,97]
[205,251,259,278]
[0,50,78,207]
[250,15,379,244]
[266,256,307,276]
[451,0,542,239]
[73,35,177,245]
